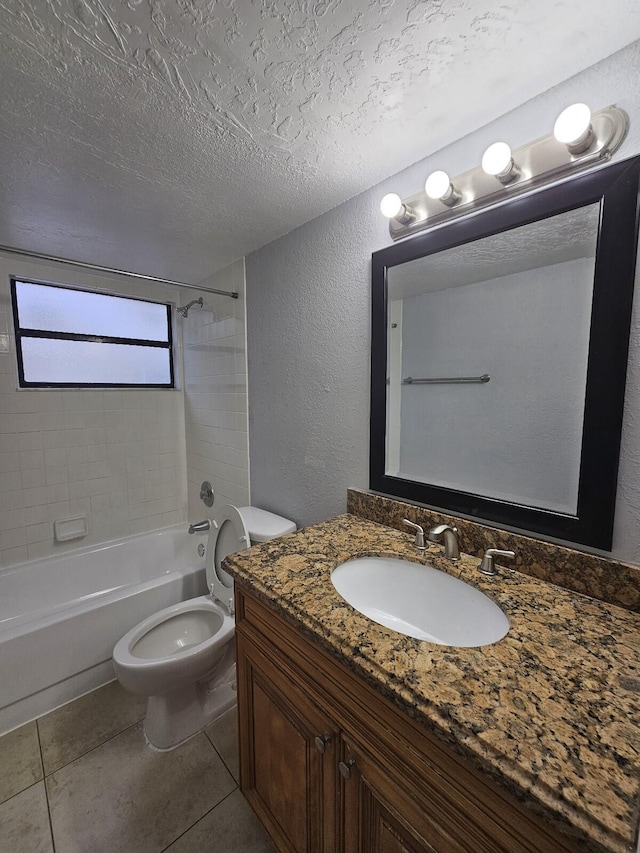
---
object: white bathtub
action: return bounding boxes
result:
[0,525,207,735]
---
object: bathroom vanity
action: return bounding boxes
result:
[225,511,640,853]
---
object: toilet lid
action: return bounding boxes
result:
[205,505,250,606]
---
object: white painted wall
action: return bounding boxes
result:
[246,194,373,528]
[246,40,640,561]
[182,260,250,519]
[0,253,188,568]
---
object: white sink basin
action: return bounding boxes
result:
[331,557,509,647]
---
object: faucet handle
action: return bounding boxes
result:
[403,519,425,550]
[477,548,515,576]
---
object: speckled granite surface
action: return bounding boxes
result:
[348,488,640,612]
[225,513,640,853]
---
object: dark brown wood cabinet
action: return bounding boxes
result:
[236,630,339,852]
[235,583,583,853]
[340,735,452,853]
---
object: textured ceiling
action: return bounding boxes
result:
[389,203,601,297]
[0,1,639,283]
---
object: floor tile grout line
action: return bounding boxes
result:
[0,778,45,807]
[158,786,240,853]
[42,699,226,780]
[203,721,239,783]
[0,722,45,807]
[41,713,146,779]
[8,700,241,851]
[35,718,56,853]
[204,731,231,776]
[5,706,249,853]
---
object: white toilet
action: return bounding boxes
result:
[112,504,296,750]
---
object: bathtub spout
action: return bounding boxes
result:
[188,520,211,534]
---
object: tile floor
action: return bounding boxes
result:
[0,681,275,853]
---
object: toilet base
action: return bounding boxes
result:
[144,657,237,751]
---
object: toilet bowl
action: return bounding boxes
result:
[113,504,296,750]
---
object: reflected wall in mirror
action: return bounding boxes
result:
[371,157,640,549]
[387,204,599,515]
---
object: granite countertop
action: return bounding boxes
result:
[224,513,640,853]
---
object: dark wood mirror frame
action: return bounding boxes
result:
[370,156,640,550]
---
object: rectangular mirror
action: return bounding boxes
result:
[371,157,640,549]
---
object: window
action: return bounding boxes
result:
[11,279,174,388]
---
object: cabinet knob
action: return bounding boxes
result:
[338,758,356,780]
[315,733,331,754]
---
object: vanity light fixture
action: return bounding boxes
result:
[382,104,628,240]
[380,193,416,224]
[481,142,520,184]
[425,170,461,206]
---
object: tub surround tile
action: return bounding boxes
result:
[37,680,147,775]
[224,513,640,853]
[205,706,240,783]
[0,721,43,803]
[46,722,235,853]
[163,789,275,853]
[347,487,640,612]
[0,782,54,853]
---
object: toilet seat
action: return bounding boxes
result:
[113,595,235,696]
[206,505,250,610]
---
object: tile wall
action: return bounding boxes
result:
[182,259,250,518]
[0,252,189,568]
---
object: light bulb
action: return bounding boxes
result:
[425,170,452,200]
[425,170,461,207]
[553,103,593,153]
[482,142,513,177]
[380,193,415,224]
[380,193,403,218]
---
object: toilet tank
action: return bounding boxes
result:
[237,507,297,543]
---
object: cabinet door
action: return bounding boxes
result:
[236,631,339,853]
[341,736,476,853]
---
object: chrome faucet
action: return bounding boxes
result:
[188,520,211,534]
[428,524,460,561]
[477,548,515,576]
[403,519,425,550]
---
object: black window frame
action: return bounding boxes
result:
[11,277,175,389]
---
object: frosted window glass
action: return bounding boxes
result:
[21,338,171,385]
[15,281,169,341]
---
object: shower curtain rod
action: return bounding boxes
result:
[0,245,239,299]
